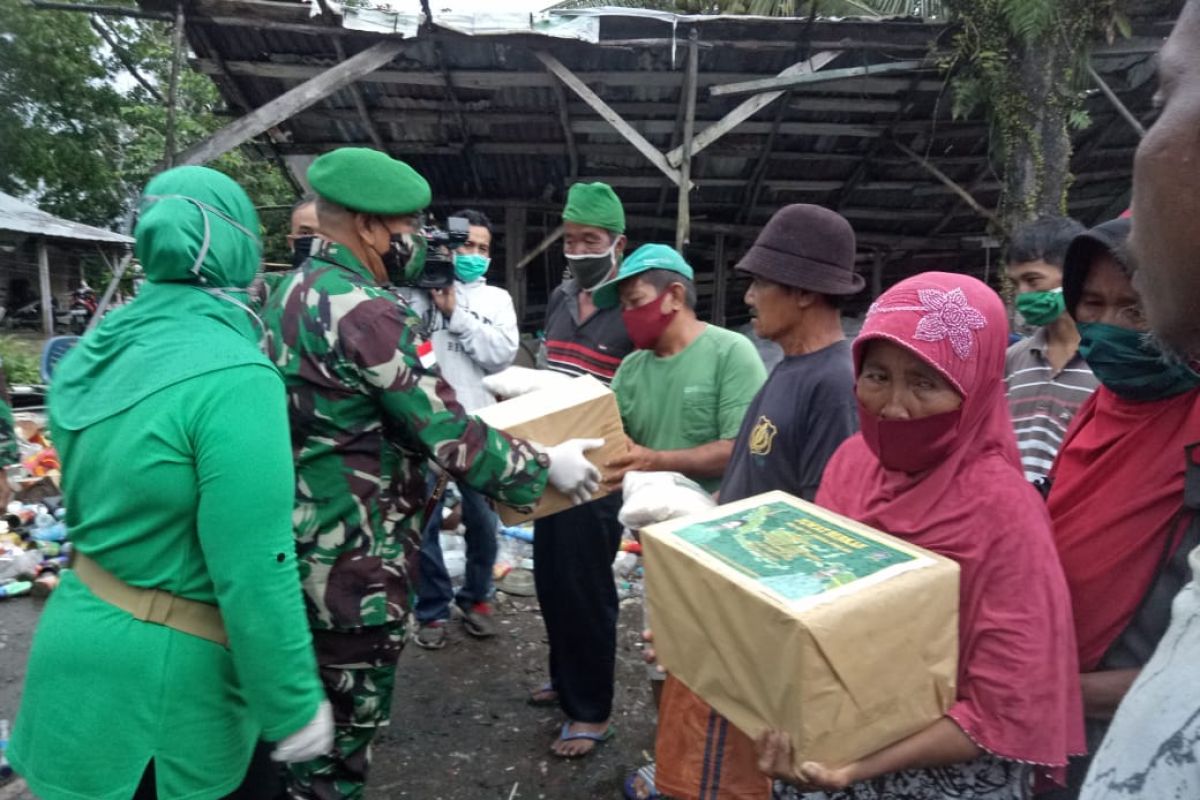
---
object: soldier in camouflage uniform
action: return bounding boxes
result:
[262,147,602,800]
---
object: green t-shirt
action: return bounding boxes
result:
[611,324,767,491]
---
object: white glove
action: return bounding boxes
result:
[271,700,334,763]
[483,366,575,400]
[544,438,605,505]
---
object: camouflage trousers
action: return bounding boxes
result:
[286,620,408,800]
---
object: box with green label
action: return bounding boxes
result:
[642,490,959,770]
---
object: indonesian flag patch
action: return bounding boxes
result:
[416,339,437,370]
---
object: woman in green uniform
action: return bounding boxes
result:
[9,166,331,799]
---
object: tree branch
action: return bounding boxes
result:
[90,18,165,104]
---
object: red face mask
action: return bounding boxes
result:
[858,403,962,473]
[622,292,676,350]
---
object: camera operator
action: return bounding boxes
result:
[399,210,518,648]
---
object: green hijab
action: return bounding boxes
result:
[53,166,271,430]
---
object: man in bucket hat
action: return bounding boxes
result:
[633,204,863,800]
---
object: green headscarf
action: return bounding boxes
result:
[52,166,272,430]
[562,182,625,234]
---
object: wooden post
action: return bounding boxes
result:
[871,250,885,300]
[506,206,528,325]
[676,30,699,253]
[177,40,406,166]
[164,3,185,168]
[712,234,727,326]
[550,80,580,181]
[37,240,53,335]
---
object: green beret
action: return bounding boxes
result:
[562,182,625,234]
[307,147,431,215]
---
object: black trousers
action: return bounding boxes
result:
[132,741,284,800]
[532,494,625,724]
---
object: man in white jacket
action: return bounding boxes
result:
[401,210,520,648]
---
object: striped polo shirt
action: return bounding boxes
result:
[541,278,632,385]
[1004,328,1099,483]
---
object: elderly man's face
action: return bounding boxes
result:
[1131,2,1200,357]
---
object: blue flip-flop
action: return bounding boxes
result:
[527,682,558,707]
[624,762,661,799]
[553,721,615,758]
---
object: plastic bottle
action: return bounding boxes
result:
[0,581,32,599]
[0,718,11,778]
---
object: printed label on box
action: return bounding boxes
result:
[673,500,923,602]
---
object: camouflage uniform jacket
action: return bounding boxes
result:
[263,239,549,632]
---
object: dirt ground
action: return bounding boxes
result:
[0,589,657,800]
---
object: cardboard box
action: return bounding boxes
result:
[642,490,959,770]
[475,374,627,525]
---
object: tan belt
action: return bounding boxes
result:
[72,552,228,647]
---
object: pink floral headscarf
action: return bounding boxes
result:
[817,272,1084,782]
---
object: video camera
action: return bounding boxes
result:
[410,215,471,289]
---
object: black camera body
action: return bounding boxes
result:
[412,215,471,289]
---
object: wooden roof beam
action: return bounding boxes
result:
[666,51,839,168]
[710,60,925,97]
[177,40,407,166]
[892,139,1003,230]
[332,39,386,150]
[190,59,945,94]
[534,50,688,189]
[1087,65,1147,139]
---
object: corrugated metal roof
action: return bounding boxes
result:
[0,192,133,246]
[147,0,1179,322]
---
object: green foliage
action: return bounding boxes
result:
[0,0,296,260]
[0,337,42,386]
[940,0,1130,219]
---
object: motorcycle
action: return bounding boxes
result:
[67,285,98,334]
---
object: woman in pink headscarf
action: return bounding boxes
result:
[758,273,1084,799]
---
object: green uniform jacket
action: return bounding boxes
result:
[263,240,549,632]
[0,365,20,467]
[10,365,324,800]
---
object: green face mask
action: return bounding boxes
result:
[453,253,490,283]
[1077,321,1200,402]
[1015,288,1066,326]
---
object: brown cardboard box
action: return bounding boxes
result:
[475,374,626,525]
[642,490,959,770]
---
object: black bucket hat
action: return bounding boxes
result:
[735,204,864,295]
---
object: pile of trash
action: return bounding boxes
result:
[0,500,69,600]
[0,414,68,601]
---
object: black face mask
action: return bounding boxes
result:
[565,245,616,291]
[290,235,315,270]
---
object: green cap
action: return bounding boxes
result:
[307,147,431,215]
[562,182,625,234]
[592,243,693,310]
